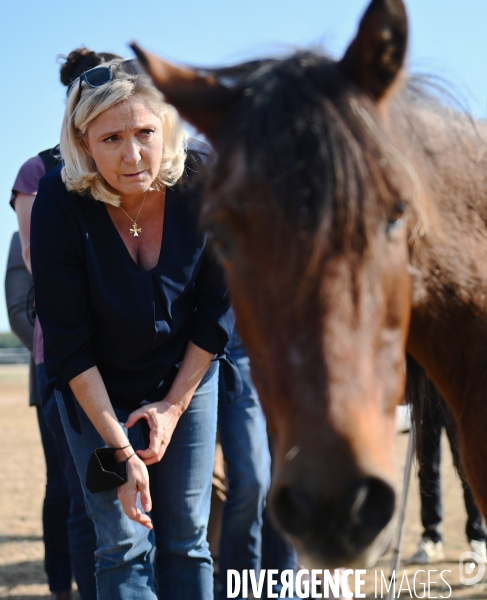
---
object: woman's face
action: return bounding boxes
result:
[84,95,164,199]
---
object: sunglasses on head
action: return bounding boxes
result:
[76,59,143,103]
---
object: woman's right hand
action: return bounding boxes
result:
[117,453,153,530]
[68,368,154,528]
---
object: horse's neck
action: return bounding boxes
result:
[402,106,487,406]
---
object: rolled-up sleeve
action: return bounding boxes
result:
[30,173,96,384]
[10,155,45,209]
[189,245,235,355]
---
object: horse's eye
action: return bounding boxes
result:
[386,200,407,233]
[206,222,236,262]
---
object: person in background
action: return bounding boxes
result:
[31,57,234,599]
[8,47,123,600]
[218,329,298,600]
[408,382,487,564]
[217,329,271,599]
[5,231,39,407]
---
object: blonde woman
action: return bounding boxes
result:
[31,59,234,599]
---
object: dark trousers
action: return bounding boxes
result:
[36,403,72,593]
[37,364,97,599]
[418,397,487,544]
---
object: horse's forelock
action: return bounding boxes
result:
[209,51,406,269]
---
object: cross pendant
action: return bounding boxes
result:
[130,223,142,237]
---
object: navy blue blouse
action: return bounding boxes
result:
[31,150,234,410]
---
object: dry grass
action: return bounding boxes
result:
[0,365,80,599]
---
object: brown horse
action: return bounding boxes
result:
[132,0,487,568]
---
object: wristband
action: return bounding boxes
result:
[113,444,132,451]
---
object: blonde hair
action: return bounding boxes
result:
[60,63,187,206]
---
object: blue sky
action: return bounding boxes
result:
[1,0,487,331]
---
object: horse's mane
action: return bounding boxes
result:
[398,74,487,159]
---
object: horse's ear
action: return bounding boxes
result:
[338,0,408,102]
[130,42,238,141]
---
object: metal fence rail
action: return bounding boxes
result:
[0,348,30,364]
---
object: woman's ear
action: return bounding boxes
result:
[76,129,92,156]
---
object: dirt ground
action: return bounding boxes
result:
[0,363,486,599]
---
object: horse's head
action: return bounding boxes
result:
[133,0,416,567]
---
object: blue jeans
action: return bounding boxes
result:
[219,331,297,599]
[38,364,97,600]
[261,509,298,598]
[56,369,218,600]
[218,337,271,600]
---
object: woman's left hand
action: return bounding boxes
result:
[125,342,213,466]
[125,400,183,466]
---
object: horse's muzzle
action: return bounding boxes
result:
[271,476,396,567]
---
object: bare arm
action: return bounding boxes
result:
[125,341,214,465]
[165,340,214,412]
[69,366,153,529]
[14,193,36,273]
[68,344,212,525]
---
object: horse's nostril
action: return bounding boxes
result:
[351,477,396,536]
[271,476,395,563]
[272,485,315,537]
